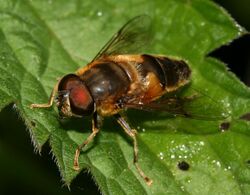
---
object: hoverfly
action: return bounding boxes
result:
[30,15,227,186]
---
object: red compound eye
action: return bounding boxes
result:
[70,83,93,112]
[58,74,94,116]
[70,86,88,106]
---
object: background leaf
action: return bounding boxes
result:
[0,0,250,194]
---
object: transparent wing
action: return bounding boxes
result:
[125,90,230,121]
[92,15,152,62]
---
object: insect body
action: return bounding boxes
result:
[69,54,191,117]
[30,15,225,186]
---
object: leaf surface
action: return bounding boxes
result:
[0,0,250,194]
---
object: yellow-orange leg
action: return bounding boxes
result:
[115,114,153,186]
[73,112,101,171]
[30,81,59,108]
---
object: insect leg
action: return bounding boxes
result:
[115,114,153,186]
[30,81,59,109]
[73,112,102,170]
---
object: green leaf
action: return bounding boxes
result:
[1,0,250,194]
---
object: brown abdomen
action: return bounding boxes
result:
[139,54,191,101]
[142,55,191,90]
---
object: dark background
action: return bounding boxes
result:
[0,1,249,194]
[211,0,250,86]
